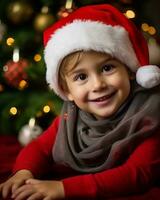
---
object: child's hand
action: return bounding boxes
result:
[12,178,65,200]
[0,169,33,199]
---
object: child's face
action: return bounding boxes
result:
[64,51,131,119]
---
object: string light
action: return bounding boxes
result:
[62,11,69,18]
[43,105,50,113]
[125,10,135,19]
[65,0,73,9]
[12,3,21,13]
[141,23,156,35]
[13,47,20,62]
[9,107,18,115]
[29,117,35,128]
[34,54,42,62]
[6,37,15,46]
[41,6,49,14]
[3,65,8,72]
[148,26,156,35]
[18,80,28,90]
[141,23,149,32]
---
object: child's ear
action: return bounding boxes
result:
[62,87,74,101]
[65,92,74,101]
[59,82,74,101]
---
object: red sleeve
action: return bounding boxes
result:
[13,116,60,177]
[62,131,160,199]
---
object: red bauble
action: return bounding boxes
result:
[3,59,29,88]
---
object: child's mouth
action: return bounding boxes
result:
[90,92,116,103]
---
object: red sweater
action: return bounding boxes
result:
[13,117,160,199]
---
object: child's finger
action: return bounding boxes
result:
[27,192,43,200]
[14,189,34,200]
[12,184,32,199]
[44,197,52,200]
[26,178,41,184]
[11,181,24,193]
[1,182,12,199]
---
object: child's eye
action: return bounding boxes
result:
[102,64,115,72]
[74,73,87,81]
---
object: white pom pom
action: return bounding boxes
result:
[136,65,160,88]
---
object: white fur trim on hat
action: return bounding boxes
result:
[44,20,140,100]
[136,65,160,88]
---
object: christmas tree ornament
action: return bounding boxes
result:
[33,6,55,32]
[57,0,76,19]
[18,118,43,146]
[0,20,6,42]
[7,1,33,24]
[3,48,29,88]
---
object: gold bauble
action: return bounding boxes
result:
[7,1,33,24]
[33,13,55,32]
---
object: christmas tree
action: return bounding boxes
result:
[0,0,159,137]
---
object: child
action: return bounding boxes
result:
[1,4,160,200]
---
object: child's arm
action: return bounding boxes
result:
[13,116,60,177]
[62,131,160,199]
[0,117,60,199]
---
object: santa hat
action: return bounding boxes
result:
[43,4,160,100]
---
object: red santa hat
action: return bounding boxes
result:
[43,4,160,100]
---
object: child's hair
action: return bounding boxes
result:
[59,51,84,92]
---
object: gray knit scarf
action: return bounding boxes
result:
[52,83,160,173]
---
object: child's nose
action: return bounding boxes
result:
[92,75,106,92]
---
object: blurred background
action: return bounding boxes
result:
[0,0,160,144]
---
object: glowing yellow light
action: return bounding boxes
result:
[29,117,35,128]
[62,12,69,18]
[34,54,42,62]
[13,4,21,12]
[6,37,15,46]
[10,107,17,115]
[19,80,28,90]
[41,6,49,14]
[3,65,8,72]
[125,10,135,19]
[141,23,149,32]
[13,48,19,62]
[148,26,156,35]
[65,0,73,9]
[43,105,50,113]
